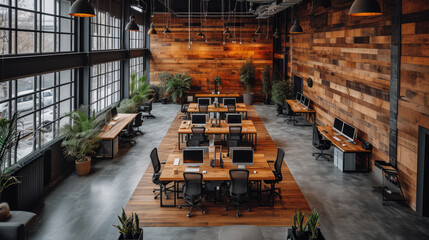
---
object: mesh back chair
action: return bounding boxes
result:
[312,125,332,161]
[186,139,201,147]
[225,169,250,217]
[178,172,206,217]
[191,126,207,144]
[263,148,285,200]
[227,105,236,113]
[199,105,208,113]
[228,126,242,141]
[133,112,143,135]
[119,121,136,146]
[150,148,174,199]
[181,103,189,119]
[140,98,155,118]
[284,103,296,124]
[227,139,239,157]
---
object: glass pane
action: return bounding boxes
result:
[41,14,55,31]
[18,0,35,10]
[41,73,54,89]
[60,99,70,117]
[41,32,55,52]
[59,84,70,101]
[60,34,71,51]
[60,18,71,33]
[17,94,34,113]
[0,101,9,119]
[40,122,54,146]
[41,0,55,14]
[90,90,97,104]
[60,70,71,84]
[17,133,33,160]
[0,81,9,101]
[17,77,34,95]
[59,116,69,129]
[0,7,8,28]
[0,30,8,54]
[17,10,34,30]
[17,31,34,53]
[42,89,54,107]
[60,0,71,17]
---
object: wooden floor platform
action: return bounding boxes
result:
[125,106,310,227]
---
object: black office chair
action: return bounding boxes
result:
[133,112,143,135]
[191,126,207,144]
[150,148,174,199]
[263,148,285,200]
[140,98,155,119]
[312,125,332,161]
[276,104,284,116]
[186,139,201,147]
[178,172,206,217]
[225,169,251,217]
[180,103,189,119]
[227,105,236,113]
[119,122,136,146]
[228,126,242,142]
[199,105,208,113]
[283,103,296,124]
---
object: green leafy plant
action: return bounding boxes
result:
[0,113,21,194]
[293,209,305,233]
[113,208,134,238]
[166,73,192,104]
[117,98,139,114]
[305,209,320,239]
[131,73,153,105]
[262,65,272,98]
[271,80,295,105]
[132,212,140,237]
[130,73,138,97]
[61,107,103,162]
[214,76,222,93]
[149,84,161,101]
[239,57,256,93]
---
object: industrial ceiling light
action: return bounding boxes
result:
[224,27,231,35]
[273,28,280,38]
[289,18,303,33]
[227,33,233,39]
[163,0,171,34]
[255,26,262,34]
[163,26,171,33]
[69,0,95,17]
[349,0,382,16]
[125,16,140,31]
[148,23,157,34]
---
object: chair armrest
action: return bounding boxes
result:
[0,223,25,240]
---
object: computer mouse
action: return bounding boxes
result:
[253,171,257,174]
[342,144,346,147]
[202,171,207,174]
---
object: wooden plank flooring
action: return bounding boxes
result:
[125,106,310,227]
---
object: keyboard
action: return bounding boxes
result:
[113,116,120,121]
[185,168,200,173]
[107,122,115,126]
[173,158,180,166]
[333,136,341,141]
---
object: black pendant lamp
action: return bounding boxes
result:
[349,0,382,16]
[69,0,95,17]
[273,28,280,39]
[255,26,262,35]
[289,18,303,33]
[227,33,233,39]
[224,27,231,35]
[163,26,171,34]
[196,31,206,41]
[125,16,139,31]
[148,23,157,34]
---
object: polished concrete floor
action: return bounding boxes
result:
[28,103,429,240]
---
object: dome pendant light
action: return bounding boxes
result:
[125,16,139,31]
[289,18,303,33]
[163,26,171,34]
[148,23,157,34]
[224,27,231,35]
[273,28,280,39]
[349,0,382,16]
[69,0,95,17]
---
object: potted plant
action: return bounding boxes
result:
[61,108,103,176]
[239,57,256,105]
[0,113,21,203]
[130,73,153,106]
[262,65,272,105]
[214,76,222,94]
[159,72,174,104]
[305,209,320,240]
[292,209,307,239]
[117,99,139,114]
[271,80,295,115]
[113,208,143,240]
[166,73,192,104]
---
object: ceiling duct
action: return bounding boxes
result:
[255,0,301,18]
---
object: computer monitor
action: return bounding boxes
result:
[191,114,208,126]
[198,98,211,106]
[231,147,254,169]
[333,118,344,135]
[111,106,118,118]
[296,92,302,101]
[342,123,356,142]
[183,148,205,166]
[304,97,310,108]
[300,95,306,105]
[105,110,112,124]
[226,114,242,125]
[223,98,236,107]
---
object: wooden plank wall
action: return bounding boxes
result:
[148,14,273,101]
[397,0,429,209]
[288,0,429,209]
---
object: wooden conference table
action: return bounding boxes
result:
[99,113,137,158]
[187,103,248,119]
[285,99,316,126]
[177,119,257,150]
[159,151,276,207]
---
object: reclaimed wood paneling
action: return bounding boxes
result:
[149,14,273,101]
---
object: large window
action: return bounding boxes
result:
[130,57,144,79]
[0,0,74,55]
[0,70,75,165]
[91,0,122,51]
[90,61,121,113]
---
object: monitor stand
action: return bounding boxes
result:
[238,165,246,169]
[188,165,199,168]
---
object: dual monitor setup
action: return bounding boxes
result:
[197,97,236,107]
[183,147,254,169]
[333,117,357,142]
[105,106,119,124]
[191,113,242,126]
[296,92,311,109]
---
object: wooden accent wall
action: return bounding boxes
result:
[289,0,429,209]
[148,14,273,101]
[397,0,429,209]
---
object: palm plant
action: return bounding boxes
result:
[61,108,103,163]
[166,73,192,104]
[0,113,21,194]
[239,57,256,93]
[131,73,153,105]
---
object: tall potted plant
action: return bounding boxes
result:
[214,76,222,94]
[159,72,174,104]
[239,57,256,105]
[262,65,272,105]
[166,73,192,104]
[61,108,103,176]
[131,74,153,106]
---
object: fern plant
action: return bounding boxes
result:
[166,73,192,103]
[239,57,256,92]
[117,98,139,114]
[60,107,103,162]
[131,73,153,105]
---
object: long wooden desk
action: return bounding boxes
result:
[187,103,248,119]
[195,93,240,98]
[285,99,316,126]
[317,125,371,172]
[99,113,137,158]
[159,151,275,207]
[177,120,257,150]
